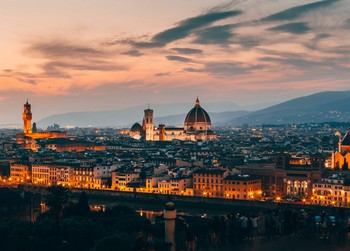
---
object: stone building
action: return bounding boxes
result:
[130,98,216,141]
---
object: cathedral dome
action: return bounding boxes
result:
[131,122,142,132]
[184,98,212,131]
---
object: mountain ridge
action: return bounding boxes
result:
[37,91,350,127]
[230,91,350,125]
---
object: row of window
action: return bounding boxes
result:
[11,168,28,172]
[194,178,223,183]
[75,171,93,176]
[314,184,343,189]
[74,177,93,182]
[314,189,348,196]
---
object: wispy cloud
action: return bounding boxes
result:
[194,24,235,44]
[171,47,203,54]
[166,55,193,62]
[184,61,262,76]
[268,22,311,34]
[133,10,242,48]
[154,72,172,77]
[261,0,339,22]
[5,39,126,83]
[122,49,143,57]
[24,39,102,59]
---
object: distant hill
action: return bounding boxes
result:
[37,91,350,128]
[152,111,250,127]
[230,91,350,125]
[37,101,246,127]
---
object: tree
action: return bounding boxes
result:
[95,234,131,251]
[43,185,70,232]
[76,191,90,216]
[139,170,146,181]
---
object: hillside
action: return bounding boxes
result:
[37,91,350,127]
[231,91,350,125]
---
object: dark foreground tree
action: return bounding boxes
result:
[76,191,90,216]
[94,234,131,251]
[43,185,70,231]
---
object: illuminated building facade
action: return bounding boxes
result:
[10,163,31,183]
[223,174,262,200]
[73,166,94,188]
[130,98,216,141]
[192,168,229,197]
[239,154,325,198]
[31,164,74,186]
[32,164,51,185]
[312,174,350,207]
[111,171,139,191]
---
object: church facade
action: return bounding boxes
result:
[332,131,350,170]
[130,98,216,141]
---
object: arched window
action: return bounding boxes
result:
[286,180,292,195]
[294,181,301,196]
[301,181,308,197]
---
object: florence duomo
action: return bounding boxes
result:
[130,97,216,141]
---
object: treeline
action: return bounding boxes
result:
[0,187,167,251]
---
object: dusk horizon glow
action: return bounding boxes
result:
[1,0,350,124]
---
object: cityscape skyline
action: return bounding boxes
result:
[2,2,350,250]
[1,0,350,124]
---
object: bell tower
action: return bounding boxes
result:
[22,99,32,134]
[142,108,154,141]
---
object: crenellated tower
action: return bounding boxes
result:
[22,99,32,134]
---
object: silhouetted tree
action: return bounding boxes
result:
[95,234,131,251]
[139,170,146,181]
[76,191,90,216]
[32,122,37,133]
[43,185,70,232]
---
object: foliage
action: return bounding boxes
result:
[43,185,70,220]
[0,219,33,251]
[64,192,90,217]
[76,191,90,216]
[94,234,132,251]
[0,203,168,251]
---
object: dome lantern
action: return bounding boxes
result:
[195,96,200,107]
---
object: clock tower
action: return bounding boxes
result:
[22,99,32,134]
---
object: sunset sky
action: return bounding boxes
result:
[1,0,350,125]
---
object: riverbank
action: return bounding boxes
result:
[19,184,346,216]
